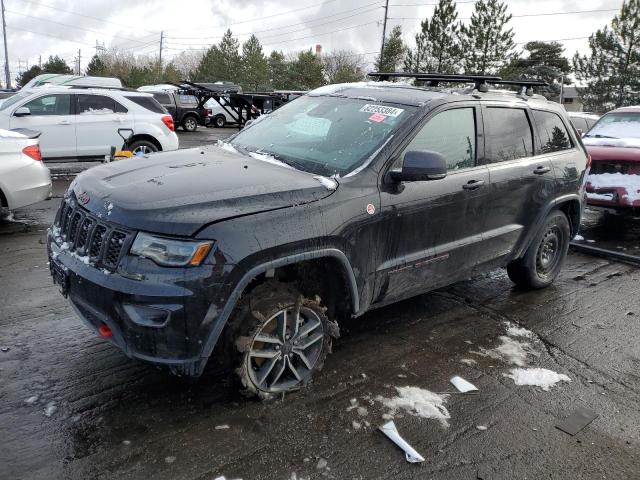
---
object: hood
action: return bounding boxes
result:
[585,144,640,162]
[71,145,337,236]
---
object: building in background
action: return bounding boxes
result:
[559,86,584,112]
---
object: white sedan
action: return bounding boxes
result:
[0,128,51,216]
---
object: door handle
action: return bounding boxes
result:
[533,166,551,175]
[58,120,71,125]
[462,179,485,190]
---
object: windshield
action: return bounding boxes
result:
[0,92,29,111]
[585,112,640,140]
[229,95,415,176]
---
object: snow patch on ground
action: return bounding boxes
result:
[503,321,534,338]
[504,368,571,391]
[574,234,584,241]
[376,386,450,426]
[472,336,537,367]
[460,358,477,367]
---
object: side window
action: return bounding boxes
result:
[77,95,117,115]
[485,107,533,163]
[533,110,572,153]
[153,93,172,105]
[572,117,588,131]
[114,100,128,113]
[402,108,476,171]
[22,94,71,116]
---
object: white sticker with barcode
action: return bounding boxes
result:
[359,104,404,117]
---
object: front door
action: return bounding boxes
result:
[9,93,76,158]
[75,94,133,157]
[375,105,490,304]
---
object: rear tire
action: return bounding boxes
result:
[507,210,571,289]
[227,281,338,400]
[214,115,225,128]
[182,116,198,132]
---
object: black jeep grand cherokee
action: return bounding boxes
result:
[48,76,588,398]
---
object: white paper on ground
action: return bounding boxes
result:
[450,376,479,393]
[378,421,425,463]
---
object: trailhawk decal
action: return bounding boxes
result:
[359,104,404,118]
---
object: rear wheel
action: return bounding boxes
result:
[507,210,571,289]
[228,281,338,400]
[213,115,225,128]
[129,139,158,155]
[182,116,198,132]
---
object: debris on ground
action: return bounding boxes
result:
[165,456,176,464]
[556,407,599,436]
[503,321,534,338]
[504,368,571,391]
[460,358,477,366]
[377,386,450,426]
[1,346,10,352]
[356,406,368,417]
[316,458,328,469]
[378,421,425,463]
[574,234,585,241]
[473,336,537,367]
[215,424,230,430]
[43,402,57,417]
[450,376,479,393]
[25,395,39,405]
[122,440,131,445]
[351,420,362,430]
[476,425,488,431]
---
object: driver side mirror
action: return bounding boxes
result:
[388,150,448,182]
[14,107,31,117]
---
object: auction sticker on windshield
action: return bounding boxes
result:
[360,104,404,117]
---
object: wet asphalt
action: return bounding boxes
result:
[1,130,639,480]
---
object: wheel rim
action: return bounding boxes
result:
[186,118,196,130]
[536,226,562,278]
[132,144,153,155]
[247,306,324,393]
[216,117,224,127]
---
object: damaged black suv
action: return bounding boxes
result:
[48,73,588,398]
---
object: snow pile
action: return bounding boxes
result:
[377,386,450,426]
[503,321,534,338]
[586,173,640,202]
[504,368,571,391]
[473,335,537,367]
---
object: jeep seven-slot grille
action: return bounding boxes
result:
[55,199,132,270]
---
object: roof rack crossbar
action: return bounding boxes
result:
[367,72,548,90]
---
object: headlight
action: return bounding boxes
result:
[130,233,212,267]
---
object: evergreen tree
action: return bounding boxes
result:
[459,0,515,75]
[403,0,461,74]
[163,62,182,84]
[499,41,570,99]
[16,65,42,87]
[86,54,109,76]
[194,29,241,83]
[268,51,289,89]
[376,26,406,73]
[287,50,324,90]
[42,55,73,74]
[241,35,270,91]
[573,0,640,111]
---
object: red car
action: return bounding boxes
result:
[583,106,640,214]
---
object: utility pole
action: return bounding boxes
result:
[559,74,565,105]
[158,30,164,78]
[1,0,11,89]
[77,49,81,75]
[38,55,41,68]
[379,0,389,68]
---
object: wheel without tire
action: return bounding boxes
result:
[182,116,198,132]
[507,210,571,289]
[128,139,158,155]
[228,281,338,400]
[214,115,225,128]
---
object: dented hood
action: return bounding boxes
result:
[71,145,336,236]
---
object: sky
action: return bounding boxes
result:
[1,0,626,81]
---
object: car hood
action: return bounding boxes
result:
[585,144,640,162]
[71,145,337,236]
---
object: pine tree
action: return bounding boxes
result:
[16,65,42,87]
[287,50,325,90]
[193,29,241,83]
[459,0,515,75]
[268,51,289,89]
[241,35,270,91]
[42,55,73,74]
[86,54,109,76]
[573,0,640,111]
[403,0,461,74]
[376,26,406,72]
[499,42,571,99]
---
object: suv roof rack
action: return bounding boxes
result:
[368,72,548,95]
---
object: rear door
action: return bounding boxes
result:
[75,94,133,157]
[476,104,556,266]
[9,93,76,158]
[375,104,490,303]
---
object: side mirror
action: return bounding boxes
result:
[14,106,31,117]
[388,150,448,182]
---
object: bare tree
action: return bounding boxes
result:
[322,50,365,84]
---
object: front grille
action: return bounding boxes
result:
[53,197,132,271]
[591,160,640,176]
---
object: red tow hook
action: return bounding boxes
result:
[98,324,113,339]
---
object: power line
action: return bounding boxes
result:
[388,7,620,20]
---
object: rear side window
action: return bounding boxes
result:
[77,94,127,114]
[152,93,172,105]
[177,94,198,106]
[124,96,167,114]
[403,107,476,171]
[534,110,572,153]
[484,107,533,163]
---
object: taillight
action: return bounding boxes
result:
[161,115,175,132]
[22,144,42,161]
[586,154,592,169]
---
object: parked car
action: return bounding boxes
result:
[568,112,600,135]
[205,98,235,127]
[583,106,640,214]
[0,128,51,217]
[47,78,587,398]
[149,90,207,132]
[0,87,178,158]
[22,74,123,89]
